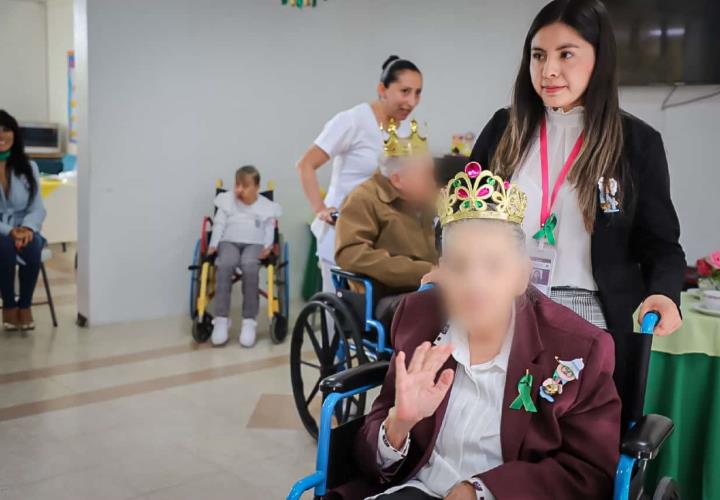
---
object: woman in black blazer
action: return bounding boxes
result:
[468,0,685,339]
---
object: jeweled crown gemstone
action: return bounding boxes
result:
[465,162,481,178]
[438,161,528,226]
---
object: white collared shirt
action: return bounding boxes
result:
[311,103,410,263]
[372,314,515,500]
[208,191,281,249]
[514,106,597,290]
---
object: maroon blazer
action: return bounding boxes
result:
[338,287,621,500]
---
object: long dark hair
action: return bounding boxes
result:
[380,55,421,87]
[492,0,623,231]
[0,110,38,203]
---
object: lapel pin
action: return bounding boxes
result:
[510,369,537,413]
[539,357,585,403]
[598,176,621,214]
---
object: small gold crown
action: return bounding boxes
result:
[382,118,428,157]
[438,162,528,226]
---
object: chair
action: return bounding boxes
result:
[38,247,59,327]
[288,311,679,500]
[1,246,58,328]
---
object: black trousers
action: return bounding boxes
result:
[375,487,438,500]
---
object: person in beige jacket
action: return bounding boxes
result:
[335,147,438,324]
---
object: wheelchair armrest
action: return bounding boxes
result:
[621,414,674,460]
[330,268,373,283]
[320,361,390,394]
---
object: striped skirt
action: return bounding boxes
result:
[549,287,608,330]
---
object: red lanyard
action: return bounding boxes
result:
[539,117,584,227]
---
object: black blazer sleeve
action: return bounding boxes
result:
[469,108,510,169]
[630,129,686,307]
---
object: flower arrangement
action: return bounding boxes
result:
[697,250,720,290]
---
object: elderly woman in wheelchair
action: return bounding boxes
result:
[189,166,289,347]
[289,166,677,500]
[351,170,621,500]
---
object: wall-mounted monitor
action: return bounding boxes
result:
[606,0,720,85]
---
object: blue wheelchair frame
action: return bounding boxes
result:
[288,307,667,500]
[330,269,394,361]
[288,383,376,499]
[612,311,659,500]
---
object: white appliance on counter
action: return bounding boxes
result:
[19,122,62,155]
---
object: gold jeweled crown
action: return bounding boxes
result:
[438,162,528,226]
[382,118,428,157]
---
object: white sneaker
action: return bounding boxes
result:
[211,317,230,347]
[239,319,257,348]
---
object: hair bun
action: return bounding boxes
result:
[382,55,401,70]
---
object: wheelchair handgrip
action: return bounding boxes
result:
[320,361,390,394]
[640,311,661,335]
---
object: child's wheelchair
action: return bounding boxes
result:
[188,181,290,344]
[288,304,681,500]
[290,268,401,439]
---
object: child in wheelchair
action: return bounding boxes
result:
[335,120,438,327]
[347,167,621,500]
[207,165,281,347]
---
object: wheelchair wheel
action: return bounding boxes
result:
[277,239,290,318]
[290,292,369,439]
[188,239,201,318]
[652,477,680,500]
[270,313,288,344]
[192,313,213,343]
[268,237,289,345]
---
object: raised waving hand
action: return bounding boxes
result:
[384,341,455,449]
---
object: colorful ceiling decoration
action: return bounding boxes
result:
[282,0,324,8]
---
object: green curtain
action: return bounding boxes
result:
[644,352,720,500]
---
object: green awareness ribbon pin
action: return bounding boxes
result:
[532,213,558,246]
[510,369,537,413]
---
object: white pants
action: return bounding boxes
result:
[319,259,337,295]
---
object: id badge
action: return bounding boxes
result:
[529,240,556,296]
[254,217,262,229]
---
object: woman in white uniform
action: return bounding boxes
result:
[296,55,423,294]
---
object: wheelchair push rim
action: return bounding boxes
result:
[290,294,369,439]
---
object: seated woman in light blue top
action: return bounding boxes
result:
[0,110,47,331]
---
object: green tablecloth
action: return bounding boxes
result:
[643,293,720,500]
[650,292,720,357]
